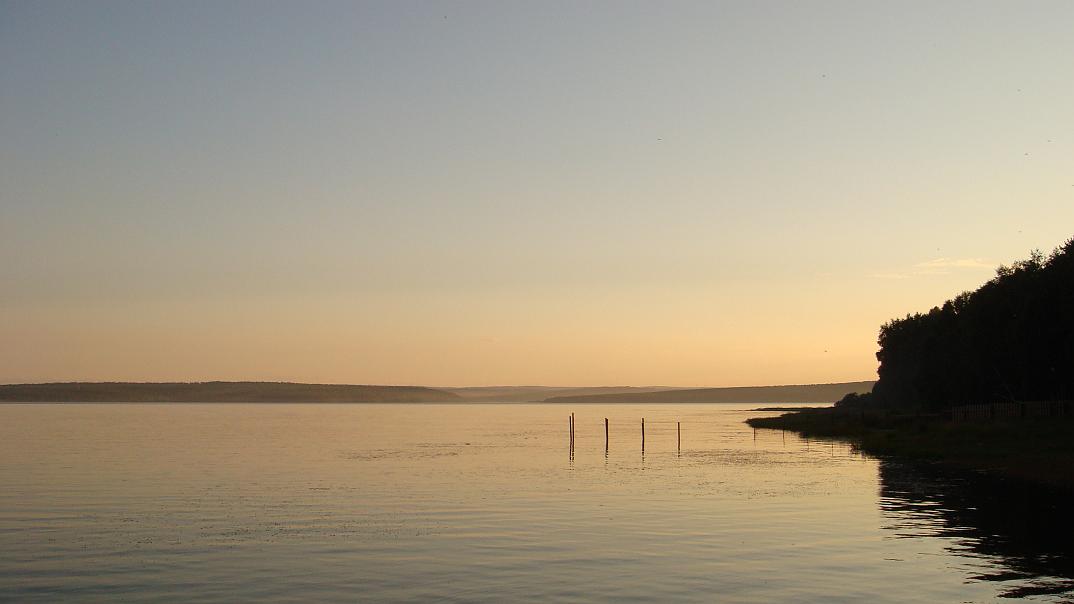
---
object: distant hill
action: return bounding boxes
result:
[443,385,687,402]
[0,382,462,403]
[543,381,876,404]
[0,381,877,405]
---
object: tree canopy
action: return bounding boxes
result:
[849,238,1074,410]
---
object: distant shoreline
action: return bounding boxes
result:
[544,381,875,404]
[0,400,844,406]
[0,380,876,404]
[751,406,830,411]
[0,382,461,403]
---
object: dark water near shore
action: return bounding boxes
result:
[1,403,1071,602]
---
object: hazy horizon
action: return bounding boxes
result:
[0,377,878,389]
[4,2,1073,386]
[0,378,875,389]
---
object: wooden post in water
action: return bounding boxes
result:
[569,414,574,448]
[641,418,645,452]
[677,421,681,451]
[604,417,609,452]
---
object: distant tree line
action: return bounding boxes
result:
[840,237,1074,411]
[0,382,462,403]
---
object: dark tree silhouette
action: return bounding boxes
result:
[848,238,1074,410]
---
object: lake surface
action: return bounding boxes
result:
[1,403,1071,602]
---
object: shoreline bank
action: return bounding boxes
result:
[747,408,1074,491]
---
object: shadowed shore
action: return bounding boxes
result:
[748,408,1074,490]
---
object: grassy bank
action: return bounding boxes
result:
[747,408,1074,491]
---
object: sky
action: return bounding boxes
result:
[2,1,1073,387]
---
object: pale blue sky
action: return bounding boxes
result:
[2,2,1073,385]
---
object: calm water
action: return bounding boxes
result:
[1,403,1071,602]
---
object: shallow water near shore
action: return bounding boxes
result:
[1,403,1071,602]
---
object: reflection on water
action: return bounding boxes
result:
[0,403,1070,602]
[879,459,1074,599]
